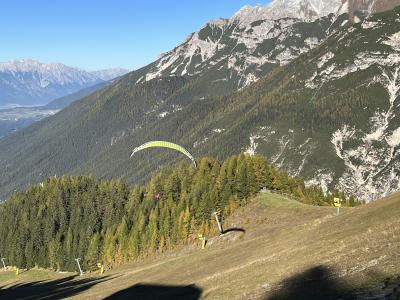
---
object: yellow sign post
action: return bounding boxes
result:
[334,197,342,215]
[97,263,104,275]
[198,234,206,250]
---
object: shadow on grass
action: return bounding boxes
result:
[264,265,357,300]
[264,265,399,300]
[104,283,202,300]
[0,274,111,300]
[222,227,246,234]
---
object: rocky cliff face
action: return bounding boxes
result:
[347,0,400,14]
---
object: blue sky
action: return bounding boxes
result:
[0,1,270,71]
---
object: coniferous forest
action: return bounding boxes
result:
[0,154,356,272]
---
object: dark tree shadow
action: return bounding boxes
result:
[264,266,356,300]
[104,283,202,300]
[222,227,246,234]
[0,275,111,300]
[264,265,399,300]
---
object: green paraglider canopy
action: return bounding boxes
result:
[130,141,197,168]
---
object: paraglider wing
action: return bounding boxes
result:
[130,141,197,167]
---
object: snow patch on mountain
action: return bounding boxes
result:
[158,111,169,118]
[244,127,317,177]
[235,18,299,50]
[244,126,278,156]
[306,170,334,194]
[307,50,400,89]
[276,49,297,65]
[382,31,400,51]
[362,20,380,29]
[331,125,356,160]
[294,138,313,176]
[212,128,225,133]
[317,51,335,68]
[387,127,400,147]
[245,134,266,156]
[305,37,320,48]
[193,137,209,148]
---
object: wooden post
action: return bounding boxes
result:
[75,258,83,276]
[1,258,6,271]
[213,212,223,234]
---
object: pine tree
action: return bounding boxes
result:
[85,233,101,271]
[235,157,249,199]
[48,234,62,271]
[147,209,159,255]
[103,227,116,267]
[115,217,129,261]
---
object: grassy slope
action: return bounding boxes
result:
[0,192,399,299]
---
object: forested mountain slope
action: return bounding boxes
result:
[0,154,336,271]
[0,82,114,140]
[1,5,400,201]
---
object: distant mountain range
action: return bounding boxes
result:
[0,0,400,201]
[0,59,128,107]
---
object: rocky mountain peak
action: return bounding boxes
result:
[343,0,400,16]
[232,0,343,26]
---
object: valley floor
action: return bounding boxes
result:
[0,193,399,299]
